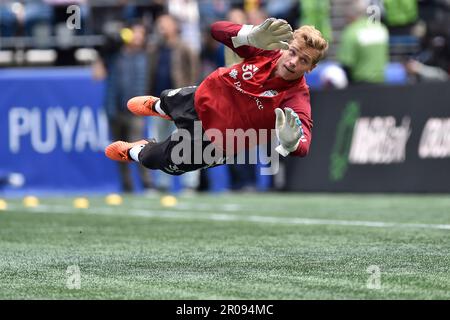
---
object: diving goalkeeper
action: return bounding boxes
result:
[105,18,328,175]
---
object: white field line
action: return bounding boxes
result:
[5,204,450,231]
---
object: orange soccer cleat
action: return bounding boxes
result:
[105,139,150,162]
[127,96,171,120]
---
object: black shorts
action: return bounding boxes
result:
[138,86,223,175]
[158,86,200,132]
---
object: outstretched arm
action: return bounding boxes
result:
[211,18,293,59]
[275,97,313,157]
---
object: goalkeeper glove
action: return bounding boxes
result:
[275,108,304,157]
[231,18,294,51]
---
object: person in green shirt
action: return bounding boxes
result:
[299,0,332,43]
[383,0,418,28]
[337,0,389,84]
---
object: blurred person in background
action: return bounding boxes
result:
[406,0,450,81]
[147,14,200,193]
[167,0,201,54]
[405,58,449,81]
[246,5,268,26]
[265,0,298,27]
[197,0,230,31]
[121,0,165,26]
[298,0,332,42]
[337,0,389,84]
[93,21,154,193]
[383,0,418,34]
[397,0,450,83]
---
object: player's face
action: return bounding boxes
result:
[276,41,319,81]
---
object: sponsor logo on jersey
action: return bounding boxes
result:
[229,69,238,79]
[260,90,278,97]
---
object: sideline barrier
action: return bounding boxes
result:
[284,82,450,193]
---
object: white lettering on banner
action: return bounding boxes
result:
[9,107,32,153]
[97,110,109,150]
[75,106,98,152]
[418,118,450,158]
[31,107,57,153]
[8,106,109,153]
[349,116,411,164]
[53,107,79,151]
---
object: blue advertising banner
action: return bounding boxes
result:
[0,67,120,195]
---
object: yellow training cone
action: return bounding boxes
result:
[23,196,39,208]
[73,197,89,209]
[105,194,123,206]
[160,195,178,208]
[0,199,7,210]
[120,28,134,44]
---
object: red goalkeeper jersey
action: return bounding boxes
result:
[194,21,312,157]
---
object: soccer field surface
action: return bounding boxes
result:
[1,193,449,299]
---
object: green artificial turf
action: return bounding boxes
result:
[0,193,449,299]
